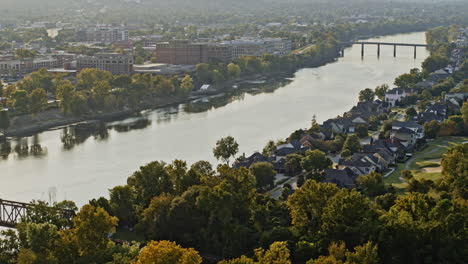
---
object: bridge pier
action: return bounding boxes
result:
[361,43,364,57]
[393,45,396,57]
[377,44,380,57]
[414,46,417,59]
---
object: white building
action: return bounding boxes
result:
[384,88,414,107]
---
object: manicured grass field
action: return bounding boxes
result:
[385,136,468,194]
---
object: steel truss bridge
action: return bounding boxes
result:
[0,199,75,228]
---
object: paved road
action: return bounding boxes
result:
[404,140,447,170]
[270,176,298,199]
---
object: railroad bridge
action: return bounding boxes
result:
[343,41,431,58]
[0,199,75,228]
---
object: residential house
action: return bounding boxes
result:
[425,102,447,117]
[445,92,468,102]
[234,152,273,169]
[323,168,358,189]
[275,140,307,157]
[299,132,326,149]
[348,101,386,119]
[411,112,445,123]
[363,139,405,160]
[415,81,435,90]
[384,88,415,107]
[392,121,424,139]
[323,117,361,134]
[391,127,418,147]
[338,158,378,175]
[426,68,452,83]
[350,153,386,171]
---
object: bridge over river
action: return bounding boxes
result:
[343,41,431,58]
[0,199,75,228]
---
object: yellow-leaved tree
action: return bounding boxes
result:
[136,240,202,264]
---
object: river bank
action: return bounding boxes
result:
[0,31,430,205]
[3,67,313,139]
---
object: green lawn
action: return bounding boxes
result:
[385,136,468,194]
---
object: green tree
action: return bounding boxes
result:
[112,75,132,89]
[394,68,422,88]
[285,154,303,176]
[287,180,340,230]
[440,143,468,199]
[342,135,361,154]
[355,124,368,138]
[68,92,89,116]
[461,101,468,129]
[10,89,29,113]
[55,80,75,114]
[374,84,388,100]
[180,75,194,94]
[357,172,386,197]
[195,63,212,83]
[0,229,19,263]
[109,185,136,227]
[92,80,111,106]
[405,107,417,119]
[423,120,441,139]
[0,110,10,132]
[136,240,202,264]
[422,55,450,73]
[76,68,112,90]
[320,190,376,248]
[262,140,276,156]
[301,150,332,172]
[127,161,172,206]
[227,63,241,79]
[191,160,214,176]
[250,162,276,190]
[69,204,118,257]
[358,88,374,102]
[213,136,239,165]
[255,241,291,264]
[15,48,37,59]
[15,222,59,263]
[29,88,48,114]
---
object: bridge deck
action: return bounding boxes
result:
[350,41,429,47]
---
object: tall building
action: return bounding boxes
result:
[155,40,208,65]
[155,40,233,65]
[77,25,129,44]
[155,38,291,65]
[222,37,291,59]
[76,53,133,75]
[0,57,61,76]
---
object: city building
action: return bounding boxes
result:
[222,37,291,59]
[76,53,133,75]
[77,25,129,44]
[155,38,291,65]
[0,56,61,76]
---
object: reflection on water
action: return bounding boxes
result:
[0,32,431,205]
[183,78,292,113]
[0,135,47,160]
[0,76,291,159]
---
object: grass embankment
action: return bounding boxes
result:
[385,136,468,194]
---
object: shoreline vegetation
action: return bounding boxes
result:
[3,29,428,139]
[1,16,467,264]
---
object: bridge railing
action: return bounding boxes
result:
[0,199,76,228]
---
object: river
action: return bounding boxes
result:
[0,32,430,205]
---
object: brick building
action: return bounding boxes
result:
[76,53,133,75]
